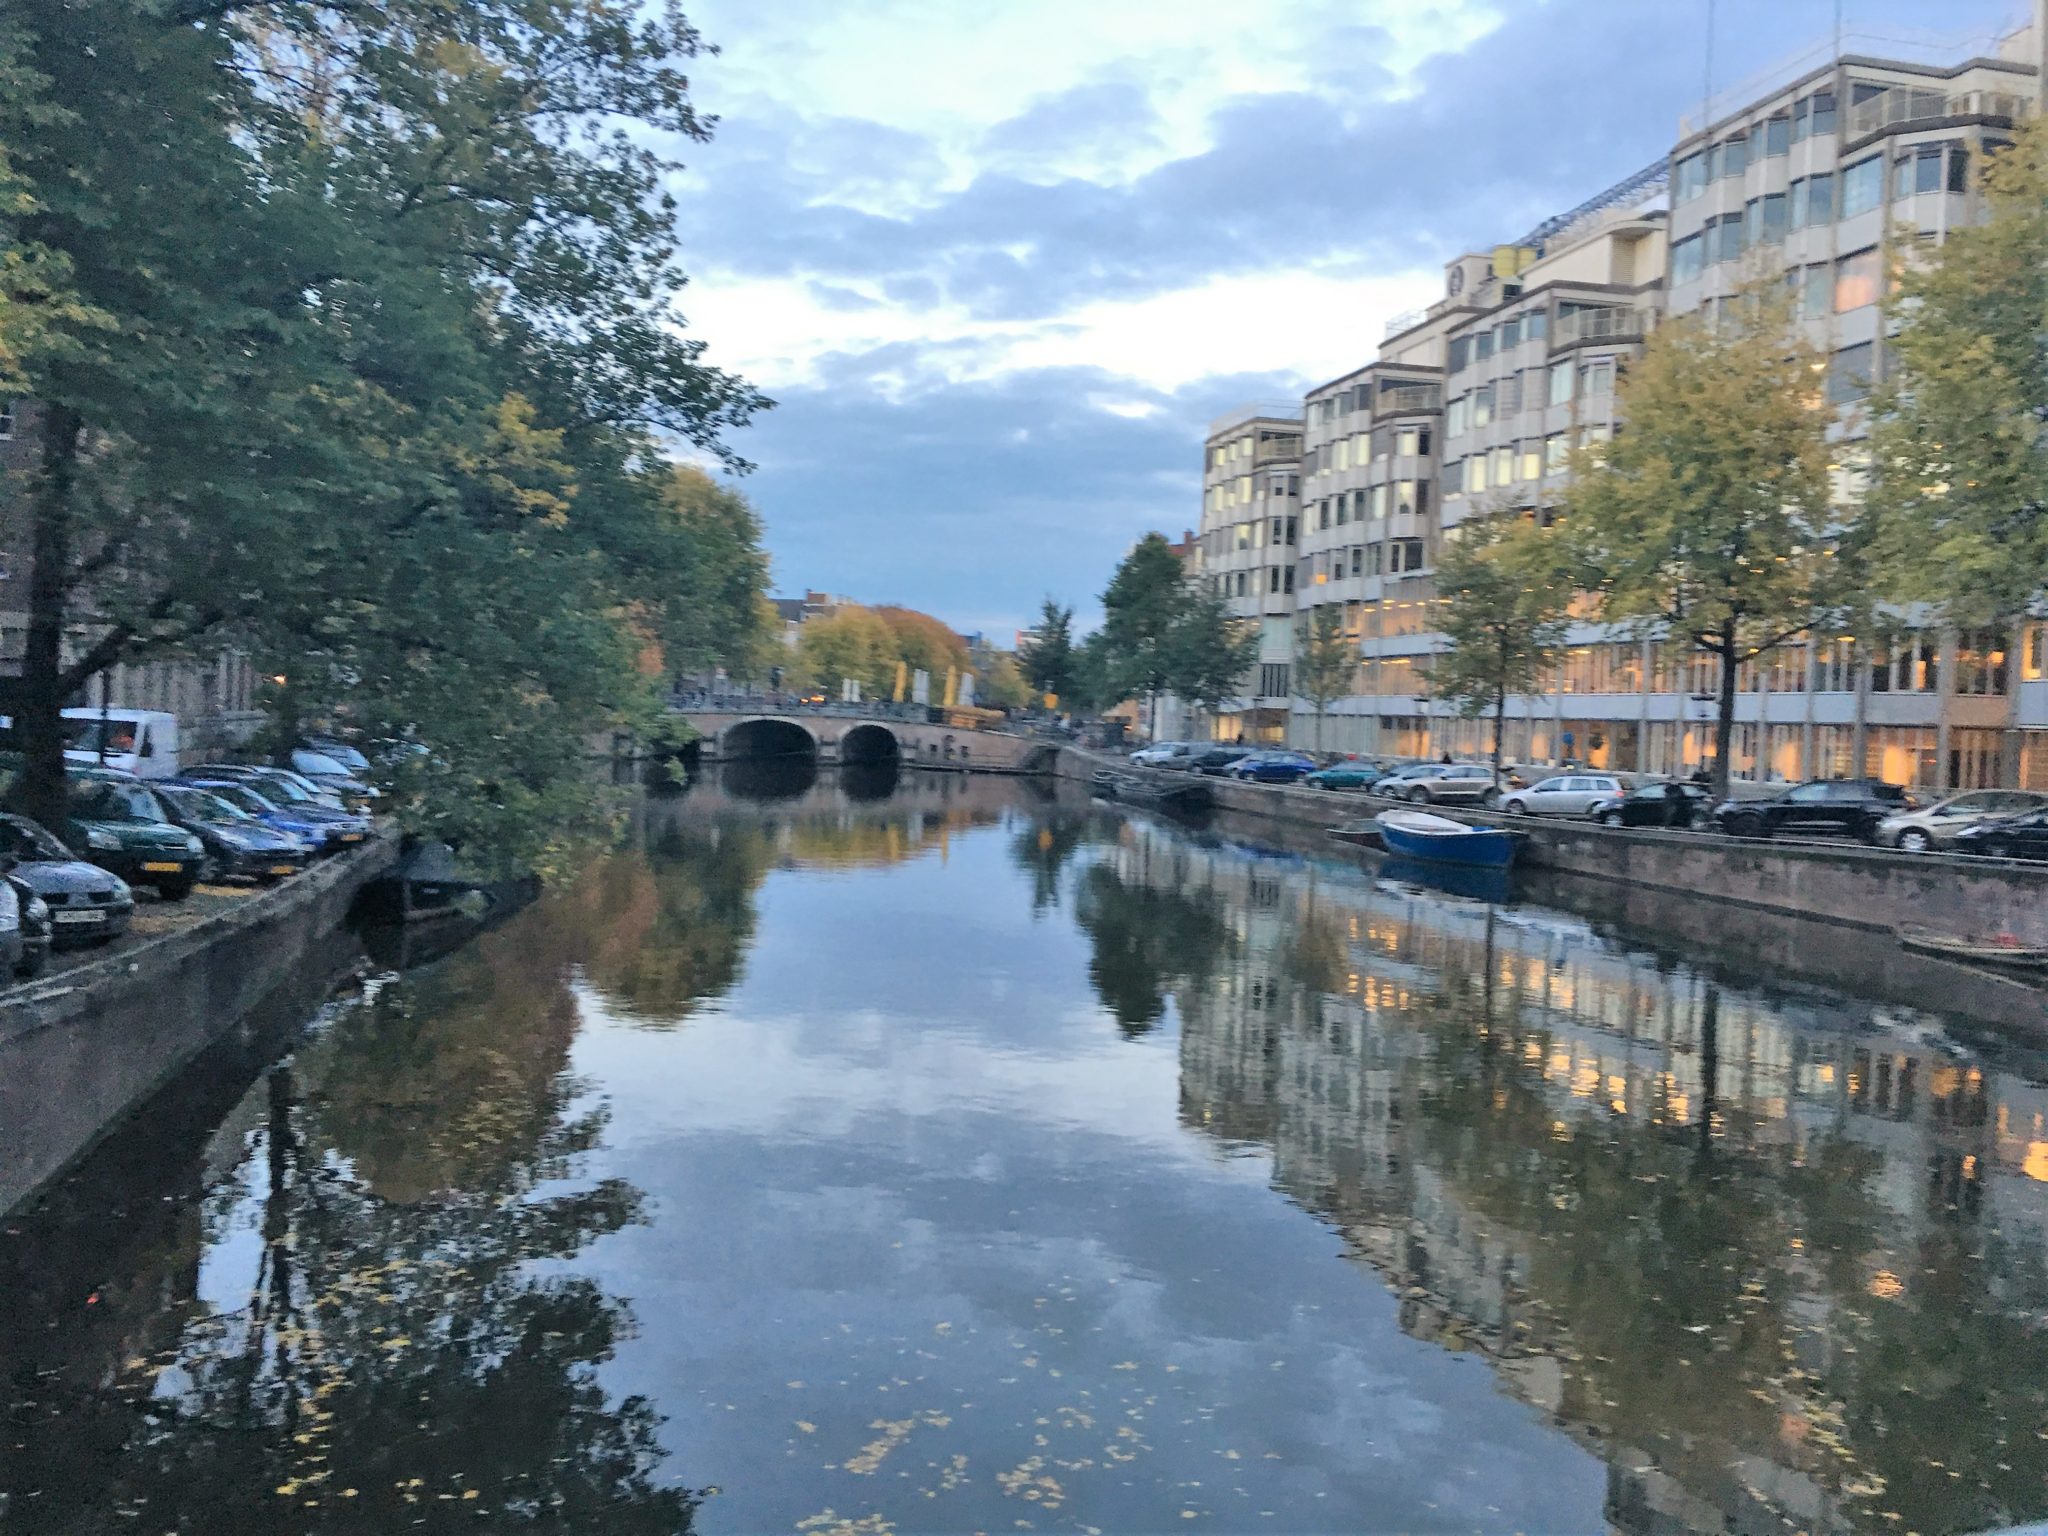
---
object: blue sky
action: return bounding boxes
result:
[670,0,2029,639]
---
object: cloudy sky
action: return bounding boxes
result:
[669,0,2028,639]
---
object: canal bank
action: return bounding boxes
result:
[1060,747,2048,965]
[0,837,396,1215]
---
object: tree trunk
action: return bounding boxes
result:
[1492,687,1507,788]
[1712,635,1739,803]
[15,408,83,833]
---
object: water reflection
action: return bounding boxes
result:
[11,783,2048,1534]
[1105,816,2048,1535]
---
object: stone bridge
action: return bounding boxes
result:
[674,709,1055,773]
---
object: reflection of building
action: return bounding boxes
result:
[1117,820,2048,1534]
[1179,21,2048,794]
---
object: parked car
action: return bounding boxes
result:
[1129,741,1198,768]
[63,771,206,898]
[287,746,379,809]
[1875,789,2048,853]
[1226,750,1317,784]
[9,873,51,978]
[178,776,368,853]
[0,707,184,779]
[1499,774,1625,817]
[302,737,373,775]
[153,783,311,883]
[1588,781,1714,829]
[0,812,134,947]
[196,763,352,814]
[1185,745,1254,776]
[1712,779,1912,842]
[1952,808,2048,862]
[1388,763,1497,805]
[1304,759,1391,791]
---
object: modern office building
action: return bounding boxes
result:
[1189,21,2044,792]
[1188,409,1302,742]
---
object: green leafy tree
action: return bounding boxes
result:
[1168,585,1259,736]
[1019,598,1077,705]
[1094,533,1191,737]
[1293,604,1355,753]
[792,605,896,700]
[1563,296,1846,799]
[1861,115,2048,629]
[652,468,773,679]
[1430,513,1573,783]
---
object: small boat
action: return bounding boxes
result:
[1326,821,1384,851]
[1375,809,1517,869]
[1898,924,2048,971]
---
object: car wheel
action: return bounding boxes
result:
[1409,787,1432,805]
[1897,829,1932,854]
[1503,799,1527,816]
[1602,811,1624,828]
[157,876,196,902]
[1733,817,1767,840]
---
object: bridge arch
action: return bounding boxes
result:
[839,722,901,766]
[720,717,819,761]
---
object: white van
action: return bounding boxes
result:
[58,708,182,779]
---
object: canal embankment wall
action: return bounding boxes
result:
[0,838,397,1216]
[1056,747,2048,956]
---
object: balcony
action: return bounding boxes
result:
[1847,86,2031,140]
[1552,307,1653,348]
[1378,384,1442,413]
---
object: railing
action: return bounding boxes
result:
[1552,307,1653,348]
[1378,384,1442,413]
[1382,307,1427,340]
[1847,85,2031,138]
[670,692,936,722]
[1253,437,1303,465]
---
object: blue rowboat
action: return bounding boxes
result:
[1375,809,1517,868]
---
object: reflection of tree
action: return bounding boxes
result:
[1009,812,1093,914]
[7,974,698,1532]
[1073,860,1234,1036]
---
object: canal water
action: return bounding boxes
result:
[6,767,2048,1535]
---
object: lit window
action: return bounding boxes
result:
[1833,247,1881,312]
[1548,361,1574,406]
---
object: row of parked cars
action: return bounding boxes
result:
[0,738,379,980]
[1126,739,2048,860]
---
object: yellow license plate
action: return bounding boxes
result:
[141,861,182,873]
[268,864,297,875]
[339,832,365,842]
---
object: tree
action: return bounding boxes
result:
[1430,513,1573,783]
[1018,598,1077,705]
[1168,586,1259,733]
[1861,116,2048,630]
[652,469,773,680]
[1094,534,1188,737]
[1563,296,1847,800]
[1294,605,1355,753]
[872,605,969,691]
[792,606,895,699]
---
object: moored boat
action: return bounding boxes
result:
[1374,809,1516,869]
[1326,821,1383,851]
[1897,924,2048,971]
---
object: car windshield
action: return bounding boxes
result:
[162,786,251,822]
[308,740,371,771]
[205,783,282,816]
[292,750,353,777]
[79,781,167,822]
[255,774,317,804]
[60,717,139,755]
[1,816,74,860]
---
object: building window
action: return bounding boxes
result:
[1491,445,1515,485]
[1797,263,1830,319]
[1469,453,1488,493]
[1544,433,1569,473]
[1675,150,1707,203]
[1389,538,1426,574]
[1834,247,1881,311]
[1548,360,1573,406]
[1519,445,1541,482]
[1448,336,1471,373]
[1394,480,1418,516]
[1259,663,1290,698]
[1370,484,1389,518]
[1525,309,1548,342]
[1954,630,2009,696]
[1841,154,1883,218]
[1471,384,1493,428]
[1827,341,1875,405]
[1580,359,1614,398]
[1447,396,1467,437]
[1757,191,1787,244]
[1869,632,1939,693]
[1811,90,1836,135]
[1350,547,1364,578]
[1670,232,1704,285]
[1712,134,1748,179]
[1442,459,1464,495]
[1395,427,1419,457]
[1763,113,1790,156]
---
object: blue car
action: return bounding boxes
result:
[174,777,361,854]
[1227,751,1317,784]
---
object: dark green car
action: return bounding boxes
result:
[65,772,206,899]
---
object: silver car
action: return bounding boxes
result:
[1391,763,1497,805]
[1499,774,1624,817]
[1876,789,2048,853]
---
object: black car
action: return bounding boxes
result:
[1713,779,1912,842]
[1952,808,2048,862]
[1185,746,1254,776]
[1593,781,1713,829]
[153,783,312,883]
[0,812,135,946]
